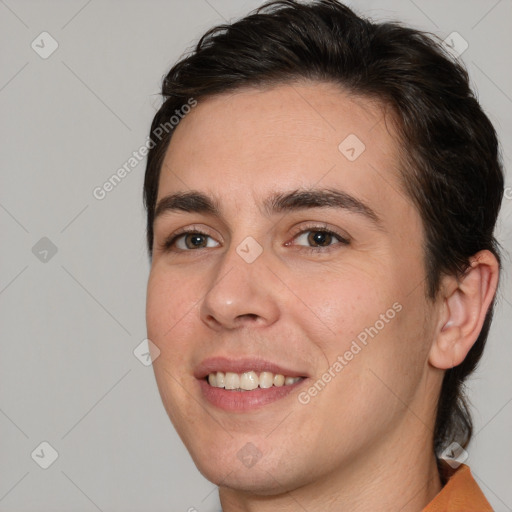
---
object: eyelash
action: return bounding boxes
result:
[160,224,350,254]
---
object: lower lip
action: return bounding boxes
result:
[198,378,307,412]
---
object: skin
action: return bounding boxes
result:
[145,82,499,511]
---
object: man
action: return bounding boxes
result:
[143,1,504,510]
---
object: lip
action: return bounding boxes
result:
[198,377,308,411]
[194,356,309,379]
[195,356,310,412]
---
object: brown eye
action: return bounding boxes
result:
[293,229,348,249]
[307,230,334,247]
[163,230,220,251]
[183,233,208,249]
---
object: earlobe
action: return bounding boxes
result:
[428,250,499,370]
[430,287,465,369]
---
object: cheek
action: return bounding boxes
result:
[297,266,390,344]
[145,268,200,422]
[330,290,430,417]
[299,265,425,393]
[297,299,428,457]
[145,265,200,358]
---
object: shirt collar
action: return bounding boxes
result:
[422,460,493,511]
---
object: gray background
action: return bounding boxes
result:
[1,0,511,510]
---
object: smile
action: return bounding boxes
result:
[207,371,304,391]
[195,356,309,411]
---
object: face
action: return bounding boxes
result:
[146,82,440,494]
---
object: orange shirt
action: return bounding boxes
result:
[422,461,493,511]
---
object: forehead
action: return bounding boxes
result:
[157,81,406,216]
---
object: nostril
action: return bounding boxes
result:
[235,313,259,322]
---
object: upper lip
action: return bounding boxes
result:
[194,356,309,379]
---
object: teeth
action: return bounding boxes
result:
[224,372,240,390]
[274,374,285,387]
[259,371,274,389]
[207,370,303,390]
[240,371,259,390]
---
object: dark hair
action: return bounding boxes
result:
[143,0,504,462]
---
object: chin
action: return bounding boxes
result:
[189,442,310,496]
[199,462,296,495]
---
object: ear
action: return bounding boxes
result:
[429,250,500,370]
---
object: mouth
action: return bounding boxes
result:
[205,371,304,391]
[195,356,309,411]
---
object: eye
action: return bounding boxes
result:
[161,229,220,251]
[288,226,350,251]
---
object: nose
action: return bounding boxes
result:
[199,242,281,331]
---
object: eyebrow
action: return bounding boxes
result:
[154,188,383,228]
